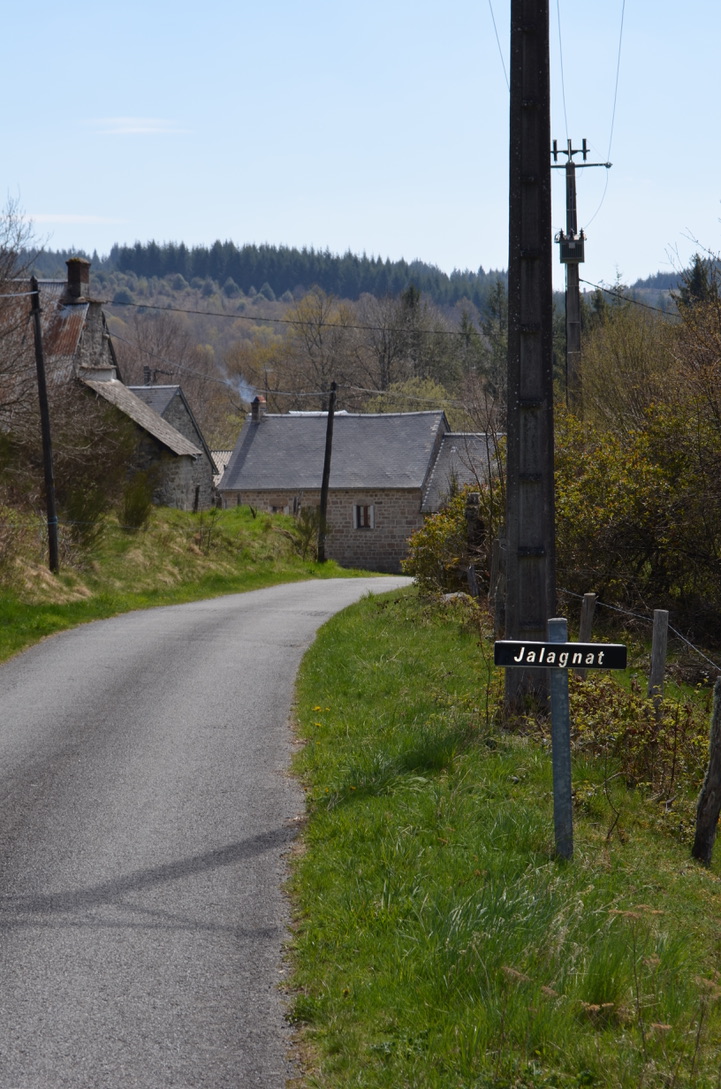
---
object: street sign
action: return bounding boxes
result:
[494,640,627,670]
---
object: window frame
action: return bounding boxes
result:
[354,503,375,530]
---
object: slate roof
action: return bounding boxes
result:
[219,411,447,493]
[421,433,497,512]
[83,379,202,457]
[128,385,177,416]
[128,385,217,472]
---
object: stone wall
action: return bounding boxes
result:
[222,487,423,572]
[155,393,215,510]
[135,436,214,512]
[162,394,203,450]
[76,303,114,372]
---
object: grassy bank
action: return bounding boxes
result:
[290,592,721,1088]
[0,506,357,663]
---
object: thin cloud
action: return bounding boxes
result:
[28,214,126,225]
[87,117,190,136]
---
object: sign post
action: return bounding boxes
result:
[495,623,627,860]
[548,618,573,859]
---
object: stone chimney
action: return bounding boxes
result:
[251,395,266,423]
[66,257,91,300]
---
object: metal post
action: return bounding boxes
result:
[548,617,573,859]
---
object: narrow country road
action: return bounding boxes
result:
[0,576,410,1088]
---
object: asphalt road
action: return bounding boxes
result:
[0,576,410,1088]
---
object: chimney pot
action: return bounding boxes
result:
[66,257,91,300]
[251,395,266,423]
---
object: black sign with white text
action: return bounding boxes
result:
[494,640,627,670]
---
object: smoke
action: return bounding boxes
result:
[220,366,256,404]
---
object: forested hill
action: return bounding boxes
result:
[30,241,506,310]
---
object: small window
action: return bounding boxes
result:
[354,503,374,529]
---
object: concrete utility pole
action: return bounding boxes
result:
[505,0,556,709]
[552,139,612,415]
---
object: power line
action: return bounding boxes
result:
[583,0,626,232]
[106,297,469,338]
[110,330,328,397]
[555,0,569,142]
[109,329,479,409]
[345,384,468,408]
[487,0,509,91]
[579,278,675,316]
[606,0,627,163]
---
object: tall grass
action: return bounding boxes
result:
[290,592,721,1088]
[0,505,358,663]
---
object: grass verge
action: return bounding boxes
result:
[290,591,721,1089]
[0,505,362,663]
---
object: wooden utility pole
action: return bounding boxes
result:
[317,381,336,563]
[552,139,612,414]
[692,677,721,866]
[505,0,556,709]
[30,277,60,574]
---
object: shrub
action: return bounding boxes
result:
[403,485,501,595]
[120,471,154,531]
[62,483,108,549]
[292,507,321,560]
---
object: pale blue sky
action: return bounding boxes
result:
[4,1,719,289]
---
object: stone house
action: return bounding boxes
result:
[33,258,216,511]
[218,399,495,572]
[128,385,218,510]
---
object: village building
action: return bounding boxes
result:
[30,258,216,511]
[218,398,495,572]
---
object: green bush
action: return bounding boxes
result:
[403,485,502,595]
[120,471,154,531]
[405,411,721,637]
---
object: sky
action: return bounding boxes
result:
[4,1,720,291]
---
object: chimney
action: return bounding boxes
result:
[66,257,91,300]
[251,395,266,423]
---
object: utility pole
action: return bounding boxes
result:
[30,277,60,574]
[505,0,556,709]
[552,139,612,414]
[317,381,336,563]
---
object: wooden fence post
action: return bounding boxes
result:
[648,609,669,714]
[575,592,597,679]
[692,678,721,866]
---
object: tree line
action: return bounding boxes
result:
[30,241,507,311]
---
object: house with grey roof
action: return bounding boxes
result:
[218,399,495,572]
[128,384,218,508]
[31,258,216,511]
